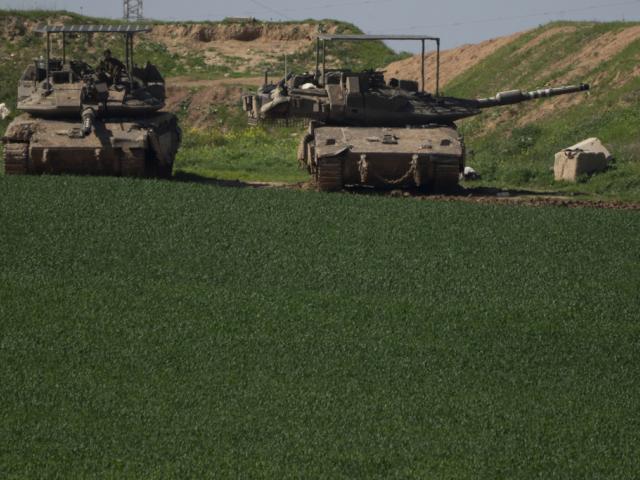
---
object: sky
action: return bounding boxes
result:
[1,0,640,50]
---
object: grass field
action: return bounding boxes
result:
[1,175,639,478]
[175,123,308,183]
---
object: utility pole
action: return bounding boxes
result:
[123,0,143,21]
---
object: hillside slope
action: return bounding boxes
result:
[389,22,640,197]
[0,10,406,129]
[385,32,524,90]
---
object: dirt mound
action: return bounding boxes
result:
[511,25,640,126]
[0,16,335,74]
[512,26,578,56]
[1,16,27,40]
[165,77,263,128]
[147,22,337,73]
[0,14,74,42]
[385,32,523,91]
[547,25,640,84]
[150,22,329,45]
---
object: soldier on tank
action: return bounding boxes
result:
[97,49,125,85]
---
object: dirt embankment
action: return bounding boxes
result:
[386,25,640,130]
[512,25,640,126]
[148,22,336,72]
[0,14,76,41]
[0,17,333,72]
[150,22,329,43]
[385,33,524,91]
[165,76,263,127]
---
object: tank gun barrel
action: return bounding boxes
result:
[476,83,590,108]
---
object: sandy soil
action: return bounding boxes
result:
[146,23,336,71]
[385,33,524,91]
[186,178,640,209]
[510,26,578,57]
[510,25,640,126]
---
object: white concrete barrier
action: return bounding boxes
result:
[554,138,612,182]
[0,103,9,120]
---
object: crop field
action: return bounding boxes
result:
[1,175,639,478]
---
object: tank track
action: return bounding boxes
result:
[2,112,180,178]
[3,143,29,175]
[316,157,343,192]
[146,114,180,179]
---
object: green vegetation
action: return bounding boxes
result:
[1,175,639,477]
[446,21,640,199]
[0,9,116,23]
[176,126,306,182]
[170,92,307,182]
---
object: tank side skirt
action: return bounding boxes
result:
[3,143,30,175]
[3,113,180,178]
[316,155,343,191]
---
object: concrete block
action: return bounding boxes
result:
[0,103,9,120]
[554,138,611,182]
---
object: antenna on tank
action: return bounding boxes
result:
[284,54,288,80]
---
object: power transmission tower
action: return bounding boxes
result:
[123,0,143,21]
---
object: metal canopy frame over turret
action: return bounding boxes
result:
[34,24,152,88]
[315,34,441,95]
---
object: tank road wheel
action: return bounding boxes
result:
[4,143,29,175]
[431,163,461,192]
[316,156,343,192]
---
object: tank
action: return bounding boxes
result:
[2,24,181,178]
[243,34,590,191]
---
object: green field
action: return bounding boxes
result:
[1,175,639,478]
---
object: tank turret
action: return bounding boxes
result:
[3,24,180,177]
[244,71,589,126]
[242,34,590,191]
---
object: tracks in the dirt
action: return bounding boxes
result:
[416,194,640,210]
[6,169,636,210]
[174,173,640,210]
